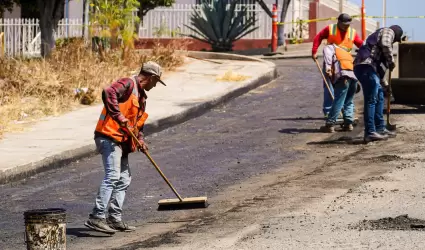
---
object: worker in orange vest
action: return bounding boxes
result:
[85,61,166,234]
[312,13,363,118]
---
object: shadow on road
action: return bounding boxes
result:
[271,117,324,121]
[278,128,319,134]
[307,136,365,145]
[388,106,425,115]
[67,227,113,238]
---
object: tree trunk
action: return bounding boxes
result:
[37,0,64,58]
[39,15,54,57]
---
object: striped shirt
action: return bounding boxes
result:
[354,27,396,74]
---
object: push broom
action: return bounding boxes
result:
[126,127,208,210]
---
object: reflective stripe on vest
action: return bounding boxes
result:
[327,24,355,52]
[95,78,149,143]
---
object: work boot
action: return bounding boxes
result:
[378,129,397,138]
[320,124,335,133]
[342,124,354,132]
[107,218,136,232]
[364,132,389,143]
[84,217,117,234]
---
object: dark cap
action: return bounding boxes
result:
[389,25,404,42]
[337,13,352,25]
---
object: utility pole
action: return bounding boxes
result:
[339,0,343,13]
[382,0,386,27]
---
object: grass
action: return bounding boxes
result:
[0,39,187,138]
[216,69,251,82]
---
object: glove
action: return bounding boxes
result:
[388,62,396,72]
[138,138,148,153]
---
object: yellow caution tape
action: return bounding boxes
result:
[277,15,425,25]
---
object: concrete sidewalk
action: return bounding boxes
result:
[0,55,276,184]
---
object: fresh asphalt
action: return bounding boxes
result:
[0,59,353,248]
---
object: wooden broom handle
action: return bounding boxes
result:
[126,127,184,202]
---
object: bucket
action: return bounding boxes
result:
[24,208,67,250]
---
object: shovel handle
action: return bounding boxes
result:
[126,127,184,202]
[387,72,392,124]
[314,58,334,100]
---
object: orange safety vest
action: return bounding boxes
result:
[327,24,356,52]
[95,77,149,151]
[334,45,354,70]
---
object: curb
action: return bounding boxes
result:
[0,53,277,185]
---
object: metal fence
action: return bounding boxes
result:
[0,18,84,57]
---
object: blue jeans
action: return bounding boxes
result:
[354,64,385,136]
[326,77,357,125]
[91,137,131,222]
[322,66,334,115]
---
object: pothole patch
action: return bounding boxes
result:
[350,214,425,231]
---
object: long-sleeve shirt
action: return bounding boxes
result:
[323,45,357,84]
[354,27,395,77]
[97,76,147,141]
[312,25,364,55]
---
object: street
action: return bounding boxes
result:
[1,58,367,249]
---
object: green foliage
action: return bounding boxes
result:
[185,0,258,52]
[90,0,140,59]
[153,19,181,38]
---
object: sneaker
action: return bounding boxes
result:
[320,124,335,133]
[364,132,389,143]
[378,129,397,138]
[84,217,117,234]
[107,219,136,232]
[342,124,354,132]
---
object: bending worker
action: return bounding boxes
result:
[311,13,363,118]
[320,43,358,133]
[354,25,403,143]
[85,61,166,234]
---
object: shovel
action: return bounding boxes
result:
[386,71,397,131]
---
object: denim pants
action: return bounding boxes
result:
[322,66,334,115]
[354,64,385,136]
[326,77,357,125]
[91,137,131,222]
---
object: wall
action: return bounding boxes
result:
[3,4,20,18]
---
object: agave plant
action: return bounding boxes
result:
[185,0,259,52]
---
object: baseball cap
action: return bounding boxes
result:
[337,13,352,25]
[389,25,404,42]
[140,61,166,86]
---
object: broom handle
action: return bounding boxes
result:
[126,127,184,202]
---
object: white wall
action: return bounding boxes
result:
[3,3,21,18]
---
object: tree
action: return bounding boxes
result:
[137,0,175,19]
[36,0,65,58]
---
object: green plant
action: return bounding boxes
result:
[185,0,258,52]
[90,0,140,59]
[153,19,182,38]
